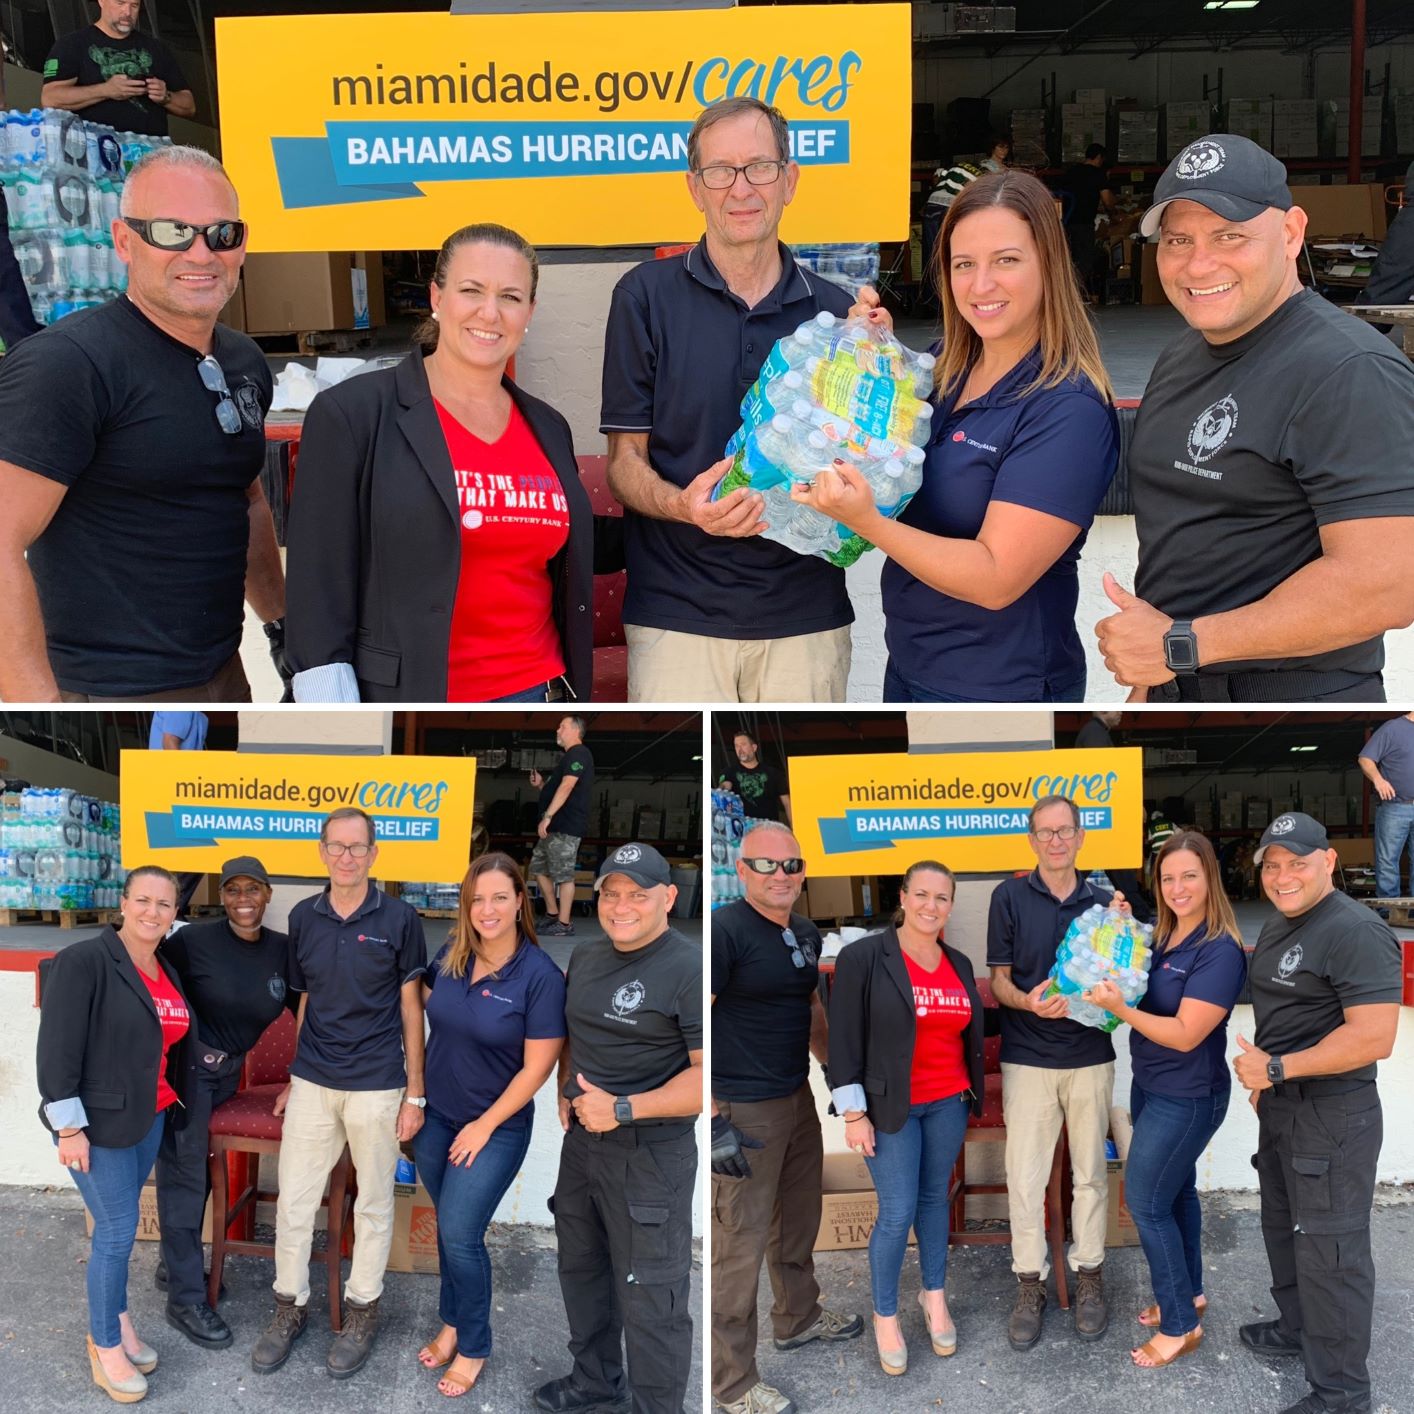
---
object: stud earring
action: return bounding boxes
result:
[432,310,440,322]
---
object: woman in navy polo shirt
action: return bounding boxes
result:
[1083,832,1247,1370]
[794,170,1119,701]
[411,851,566,1397]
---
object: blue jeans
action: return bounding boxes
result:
[61,1111,166,1346]
[1373,802,1414,897]
[863,1092,970,1315]
[412,1107,532,1358]
[883,658,1086,704]
[491,681,552,703]
[1125,1083,1229,1336]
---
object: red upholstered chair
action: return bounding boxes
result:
[206,1009,356,1331]
[948,975,1073,1309]
[578,453,629,701]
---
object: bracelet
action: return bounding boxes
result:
[58,1128,82,1138]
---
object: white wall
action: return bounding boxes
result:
[0,733,119,799]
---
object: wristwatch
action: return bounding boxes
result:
[614,1096,634,1125]
[404,1095,427,1109]
[1163,619,1199,673]
[1266,1056,1285,1087]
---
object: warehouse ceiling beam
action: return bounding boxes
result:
[980,0,1125,98]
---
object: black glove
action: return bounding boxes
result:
[711,1114,763,1179]
[263,617,294,703]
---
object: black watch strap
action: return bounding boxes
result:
[1163,619,1199,673]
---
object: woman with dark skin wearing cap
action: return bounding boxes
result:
[154,857,295,1352]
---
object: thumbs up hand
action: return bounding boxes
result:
[1095,572,1179,690]
[571,1072,620,1132]
[1232,1033,1272,1092]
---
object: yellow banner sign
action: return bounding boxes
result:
[120,750,477,882]
[788,748,1144,877]
[215,6,911,250]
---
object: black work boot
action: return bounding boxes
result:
[1073,1263,1109,1340]
[326,1295,379,1379]
[1008,1272,1047,1350]
[166,1299,233,1349]
[250,1292,307,1373]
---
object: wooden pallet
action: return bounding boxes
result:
[416,908,459,920]
[252,329,377,358]
[0,907,120,930]
[1361,896,1414,925]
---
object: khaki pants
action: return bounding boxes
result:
[1001,1061,1114,1277]
[711,1086,823,1403]
[625,624,851,703]
[274,1077,403,1307]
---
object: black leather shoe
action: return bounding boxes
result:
[532,1374,631,1412]
[1240,1319,1303,1356]
[155,1260,227,1300]
[166,1300,234,1349]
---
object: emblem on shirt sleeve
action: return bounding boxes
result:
[267,975,286,1002]
[1186,397,1239,464]
[1175,140,1225,180]
[612,980,645,1017]
[233,381,266,431]
[1277,944,1303,980]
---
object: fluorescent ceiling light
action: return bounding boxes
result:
[1289,744,1318,752]
[1204,1,1260,8]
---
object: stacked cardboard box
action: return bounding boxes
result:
[1115,108,1159,164]
[1163,101,1212,159]
[803,876,877,920]
[1271,100,1319,159]
[1396,95,1414,154]
[815,1152,916,1252]
[1225,99,1273,149]
[1322,99,1384,158]
[1009,108,1049,167]
[1062,103,1108,163]
[1220,793,1246,829]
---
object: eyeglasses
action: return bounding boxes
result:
[1031,826,1080,843]
[782,927,807,969]
[742,856,805,875]
[323,841,372,858]
[123,217,247,252]
[221,884,265,900]
[197,355,242,435]
[693,161,787,190]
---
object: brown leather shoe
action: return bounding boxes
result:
[1073,1264,1109,1341]
[1007,1273,1047,1351]
[250,1293,307,1374]
[327,1295,380,1380]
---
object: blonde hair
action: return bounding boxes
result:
[932,170,1114,404]
[1153,832,1243,948]
[441,852,538,981]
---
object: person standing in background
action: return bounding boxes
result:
[720,730,791,824]
[1357,711,1414,900]
[529,715,595,938]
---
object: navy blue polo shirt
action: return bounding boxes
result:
[423,938,566,1130]
[986,870,1116,1068]
[881,347,1118,700]
[1359,715,1414,800]
[600,237,855,640]
[288,885,427,1091]
[1131,926,1247,1099]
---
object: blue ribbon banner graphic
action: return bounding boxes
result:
[272,120,850,209]
[146,807,441,849]
[819,807,1113,854]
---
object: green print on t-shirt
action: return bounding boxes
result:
[88,42,155,110]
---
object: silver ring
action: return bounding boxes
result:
[68,1160,81,1170]
[850,1144,862,1153]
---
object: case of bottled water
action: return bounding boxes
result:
[1,108,168,337]
[790,243,881,298]
[715,311,936,566]
[0,786,123,911]
[1041,903,1155,1031]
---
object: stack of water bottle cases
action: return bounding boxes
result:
[397,881,463,912]
[0,107,171,334]
[715,311,936,567]
[0,786,125,912]
[710,788,749,910]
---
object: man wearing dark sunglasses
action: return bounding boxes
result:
[0,145,287,703]
[711,823,861,1414]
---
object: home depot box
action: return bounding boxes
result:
[85,1180,212,1242]
[815,1152,915,1252]
[242,252,387,334]
[387,1176,440,1274]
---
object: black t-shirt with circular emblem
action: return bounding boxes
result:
[562,926,702,1111]
[1129,289,1414,676]
[1250,887,1402,1080]
[160,918,295,1059]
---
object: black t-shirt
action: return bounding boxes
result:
[539,744,594,838]
[986,870,1117,1068]
[43,27,187,137]
[160,919,294,1057]
[563,926,702,1107]
[711,901,820,1102]
[721,760,789,821]
[600,238,855,640]
[0,298,271,695]
[1131,290,1414,677]
[1060,164,1111,228]
[1251,887,1402,1081]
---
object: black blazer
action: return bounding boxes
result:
[285,352,621,703]
[36,927,195,1149]
[828,926,992,1135]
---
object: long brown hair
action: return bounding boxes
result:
[1152,831,1242,948]
[442,852,539,980]
[932,170,1114,404]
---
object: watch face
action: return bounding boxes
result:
[1166,635,1198,671]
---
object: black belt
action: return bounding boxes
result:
[1268,1077,1373,1100]
[576,1117,696,1144]
[1150,669,1381,703]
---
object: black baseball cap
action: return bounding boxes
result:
[595,842,672,890]
[1140,133,1292,238]
[219,855,271,888]
[1252,813,1330,864]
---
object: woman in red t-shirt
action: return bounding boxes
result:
[287,223,618,704]
[36,865,193,1404]
[828,861,989,1376]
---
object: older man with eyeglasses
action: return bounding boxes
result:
[0,144,287,703]
[251,807,428,1381]
[710,822,862,1414]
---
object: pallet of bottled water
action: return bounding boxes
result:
[0,787,124,912]
[0,108,170,327]
[399,882,462,913]
[710,788,746,909]
[1041,903,1154,1032]
[715,312,935,566]
[791,242,881,298]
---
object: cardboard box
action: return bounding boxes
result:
[1074,88,1106,104]
[1139,241,1170,307]
[1115,110,1158,165]
[1225,98,1273,148]
[1061,102,1107,163]
[664,809,692,842]
[637,808,663,840]
[1335,837,1375,867]
[815,1152,915,1252]
[1105,1143,1140,1247]
[607,801,636,838]
[218,275,246,332]
[1323,795,1353,827]
[85,1180,211,1242]
[1162,101,1211,159]
[242,252,388,334]
[386,1177,440,1274]
[1292,183,1388,240]
[803,876,877,920]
